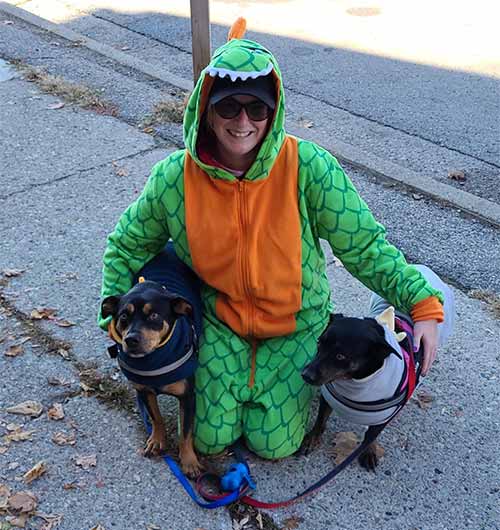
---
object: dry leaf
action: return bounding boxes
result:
[2,269,25,277]
[329,431,359,464]
[0,483,11,508]
[414,390,433,409]
[75,454,97,470]
[256,513,263,530]
[6,401,43,418]
[121,46,131,51]
[3,428,35,444]
[0,446,9,454]
[23,461,47,484]
[112,162,129,177]
[6,513,30,527]
[8,491,37,513]
[52,432,76,446]
[5,345,24,357]
[53,318,75,328]
[57,348,70,360]
[448,170,466,182]
[412,193,423,200]
[47,377,71,387]
[90,525,106,530]
[282,516,304,530]
[298,118,314,128]
[47,101,65,110]
[47,404,65,421]
[37,512,63,530]
[30,308,57,320]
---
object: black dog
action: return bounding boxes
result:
[101,279,203,478]
[301,307,410,470]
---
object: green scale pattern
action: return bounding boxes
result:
[100,38,443,459]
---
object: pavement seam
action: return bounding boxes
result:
[0,145,167,200]
[2,2,499,231]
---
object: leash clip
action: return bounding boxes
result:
[221,463,256,492]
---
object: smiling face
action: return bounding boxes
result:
[208,95,270,172]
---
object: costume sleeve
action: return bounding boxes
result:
[98,161,171,329]
[303,142,444,315]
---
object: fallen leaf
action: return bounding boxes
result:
[47,377,71,387]
[47,404,65,421]
[3,428,35,444]
[6,401,43,418]
[146,525,161,530]
[412,193,423,200]
[57,348,70,360]
[62,481,78,490]
[0,483,11,509]
[6,513,30,527]
[90,525,106,530]
[37,512,63,530]
[0,446,9,454]
[47,101,65,110]
[282,516,304,530]
[413,390,433,409]
[6,423,22,432]
[53,318,75,328]
[8,491,37,513]
[75,454,97,470]
[256,513,263,530]
[448,170,466,182]
[5,345,24,357]
[2,269,25,277]
[121,45,131,51]
[329,431,359,464]
[298,118,314,128]
[23,461,47,484]
[52,432,76,446]
[112,163,129,177]
[30,308,57,320]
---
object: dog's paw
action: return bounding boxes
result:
[358,446,379,472]
[181,457,204,479]
[144,433,167,456]
[298,432,321,456]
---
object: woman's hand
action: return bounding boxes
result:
[413,319,439,376]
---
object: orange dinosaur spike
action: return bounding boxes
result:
[227,17,246,41]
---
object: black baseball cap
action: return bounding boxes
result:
[208,74,276,109]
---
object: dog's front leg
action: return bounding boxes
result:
[178,377,203,478]
[358,424,385,471]
[300,395,333,455]
[137,388,167,456]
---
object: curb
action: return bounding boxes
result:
[2,1,499,229]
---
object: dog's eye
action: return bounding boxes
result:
[336,353,346,361]
[149,312,160,321]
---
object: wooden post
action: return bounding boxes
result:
[190,0,211,84]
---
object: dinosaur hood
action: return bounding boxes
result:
[183,38,286,182]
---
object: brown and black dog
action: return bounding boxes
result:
[101,279,203,478]
[301,308,409,471]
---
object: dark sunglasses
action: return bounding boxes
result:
[213,97,272,121]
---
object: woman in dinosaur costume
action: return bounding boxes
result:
[100,19,445,459]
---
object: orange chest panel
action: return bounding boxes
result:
[184,136,302,338]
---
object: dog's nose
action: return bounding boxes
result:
[301,366,317,385]
[124,334,140,349]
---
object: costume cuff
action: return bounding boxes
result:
[410,296,444,323]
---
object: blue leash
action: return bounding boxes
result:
[136,396,247,508]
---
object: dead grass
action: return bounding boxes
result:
[469,289,500,319]
[75,362,136,413]
[142,96,188,127]
[14,62,118,116]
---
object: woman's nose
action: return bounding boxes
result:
[234,108,251,125]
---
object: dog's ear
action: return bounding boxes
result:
[171,297,193,316]
[101,296,121,318]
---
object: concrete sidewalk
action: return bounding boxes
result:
[0,61,499,530]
